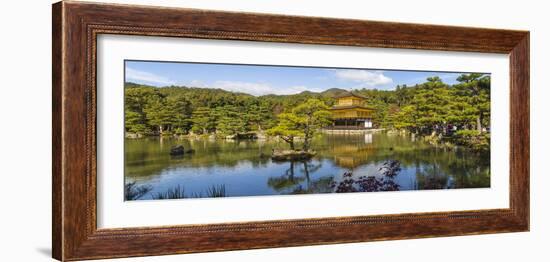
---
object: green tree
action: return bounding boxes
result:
[292,99,332,151]
[267,113,302,150]
[125,110,147,134]
[395,84,413,106]
[246,102,273,131]
[411,77,453,134]
[368,99,390,128]
[125,85,181,135]
[143,95,173,135]
[393,105,418,131]
[190,107,216,134]
[454,73,491,132]
[445,97,477,130]
[268,99,331,151]
[390,77,453,134]
[166,96,193,134]
[124,85,159,134]
[216,105,247,135]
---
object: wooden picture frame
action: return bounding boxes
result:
[52,1,529,261]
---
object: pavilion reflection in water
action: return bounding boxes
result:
[323,133,375,169]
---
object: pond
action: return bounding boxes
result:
[125,132,490,200]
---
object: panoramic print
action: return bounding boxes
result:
[124,60,491,201]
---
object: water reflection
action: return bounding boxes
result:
[330,160,401,193]
[125,132,490,200]
[268,161,334,195]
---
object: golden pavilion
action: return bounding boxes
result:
[329,92,374,129]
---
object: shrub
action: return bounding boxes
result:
[453,130,490,152]
[124,182,152,201]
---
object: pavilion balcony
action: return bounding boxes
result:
[324,126,372,130]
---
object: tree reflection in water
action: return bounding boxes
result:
[268,161,334,194]
[268,160,403,195]
[330,160,401,193]
[267,162,305,192]
[125,132,490,200]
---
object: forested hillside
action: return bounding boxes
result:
[124,73,490,149]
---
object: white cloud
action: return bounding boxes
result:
[210,81,271,96]
[332,69,393,87]
[126,68,175,86]
[206,81,320,96]
[189,80,206,87]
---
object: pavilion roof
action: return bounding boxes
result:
[333,91,368,100]
[330,105,374,110]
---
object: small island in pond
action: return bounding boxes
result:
[124,61,491,201]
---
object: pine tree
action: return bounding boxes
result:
[166,96,193,134]
[267,113,302,150]
[454,73,491,132]
[143,95,173,135]
[292,99,332,151]
[268,99,331,151]
[216,105,247,135]
[190,107,216,134]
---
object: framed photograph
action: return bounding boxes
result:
[52,1,529,261]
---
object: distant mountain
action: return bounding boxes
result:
[125,82,254,97]
[125,82,349,98]
[287,88,349,98]
[320,88,349,98]
[124,82,147,88]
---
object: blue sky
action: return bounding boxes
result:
[125,60,480,96]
